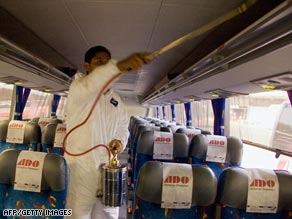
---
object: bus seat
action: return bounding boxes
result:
[37,117,63,133]
[133,161,217,219]
[0,149,68,217]
[42,123,65,155]
[197,128,213,135]
[6,121,41,151]
[160,126,172,133]
[189,134,243,178]
[216,167,292,219]
[42,123,57,153]
[130,119,146,148]
[133,131,189,188]
[131,125,171,168]
[21,122,42,151]
[0,120,11,153]
[167,124,185,133]
[129,125,151,172]
[30,117,40,123]
[176,127,202,143]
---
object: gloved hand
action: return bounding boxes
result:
[117,52,153,71]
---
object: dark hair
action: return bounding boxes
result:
[84,45,111,63]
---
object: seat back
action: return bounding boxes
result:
[37,117,63,132]
[42,123,66,155]
[167,124,185,133]
[0,149,68,218]
[133,161,217,219]
[176,127,202,142]
[0,120,10,153]
[6,120,41,151]
[189,134,243,178]
[217,167,292,219]
[133,131,189,186]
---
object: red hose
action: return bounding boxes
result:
[62,72,122,157]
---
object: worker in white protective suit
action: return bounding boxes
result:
[65,45,152,219]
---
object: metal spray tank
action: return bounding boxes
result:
[101,140,128,207]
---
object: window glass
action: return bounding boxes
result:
[191,100,214,132]
[176,103,186,125]
[164,105,172,121]
[0,82,14,120]
[229,91,290,150]
[272,102,292,152]
[22,90,51,120]
[241,144,292,173]
[56,96,67,118]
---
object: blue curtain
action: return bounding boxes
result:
[156,107,160,119]
[211,98,225,136]
[22,88,31,110]
[171,104,176,122]
[162,106,166,120]
[288,90,292,106]
[51,95,61,117]
[14,86,31,120]
[184,102,192,127]
[14,86,23,120]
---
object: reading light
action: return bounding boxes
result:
[14,81,23,85]
[211,93,220,98]
[260,85,276,90]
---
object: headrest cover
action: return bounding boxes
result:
[0,150,66,191]
[217,167,292,211]
[189,134,243,164]
[162,163,193,208]
[136,161,217,206]
[136,131,189,158]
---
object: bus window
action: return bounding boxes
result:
[56,96,67,118]
[191,100,214,133]
[241,144,292,173]
[272,101,292,152]
[176,103,186,125]
[22,90,51,120]
[229,91,292,172]
[0,82,14,120]
[229,91,289,147]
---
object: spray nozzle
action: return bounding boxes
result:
[108,139,122,168]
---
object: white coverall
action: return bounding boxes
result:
[65,60,129,219]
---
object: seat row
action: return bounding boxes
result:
[132,161,292,219]
[0,118,66,155]
[0,149,68,218]
[129,129,242,188]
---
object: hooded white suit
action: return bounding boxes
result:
[65,60,129,219]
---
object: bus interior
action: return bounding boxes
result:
[0,0,292,218]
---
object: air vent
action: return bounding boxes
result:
[251,72,292,90]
